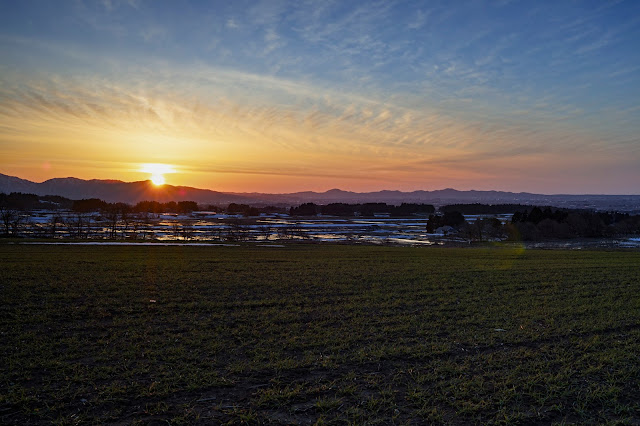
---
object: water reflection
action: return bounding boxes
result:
[11,210,640,248]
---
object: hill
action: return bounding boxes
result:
[1,173,639,211]
[0,173,257,205]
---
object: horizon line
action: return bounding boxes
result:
[2,172,640,197]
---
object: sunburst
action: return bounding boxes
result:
[140,163,175,186]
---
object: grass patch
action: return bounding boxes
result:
[1,244,640,424]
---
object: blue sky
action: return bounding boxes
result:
[1,0,639,193]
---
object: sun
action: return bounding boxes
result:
[150,174,166,186]
[140,163,175,186]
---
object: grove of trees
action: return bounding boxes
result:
[508,206,640,240]
[289,202,435,217]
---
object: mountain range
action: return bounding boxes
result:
[1,173,639,212]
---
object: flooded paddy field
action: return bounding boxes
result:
[16,210,439,244]
[10,210,640,248]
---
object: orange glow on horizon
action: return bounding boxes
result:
[140,163,175,186]
[150,174,166,186]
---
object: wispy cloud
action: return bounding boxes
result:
[263,28,284,54]
[1,0,639,192]
[140,25,167,42]
[4,62,629,189]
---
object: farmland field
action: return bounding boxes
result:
[1,244,640,424]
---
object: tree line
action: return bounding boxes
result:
[425,206,640,241]
[0,193,287,215]
[439,203,535,214]
[72,199,200,214]
[0,192,74,210]
[509,206,640,240]
[289,202,436,217]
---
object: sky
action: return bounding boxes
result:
[0,0,639,194]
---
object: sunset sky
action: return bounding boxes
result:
[1,0,639,194]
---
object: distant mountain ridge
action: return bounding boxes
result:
[0,173,255,205]
[1,173,639,211]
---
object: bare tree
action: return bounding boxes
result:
[259,225,272,241]
[44,213,66,239]
[67,213,91,239]
[0,206,19,237]
[128,218,140,240]
[277,224,294,240]
[104,209,119,239]
[292,223,308,240]
[225,219,243,241]
[180,223,194,240]
[120,208,132,237]
[137,212,153,240]
[172,222,181,240]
